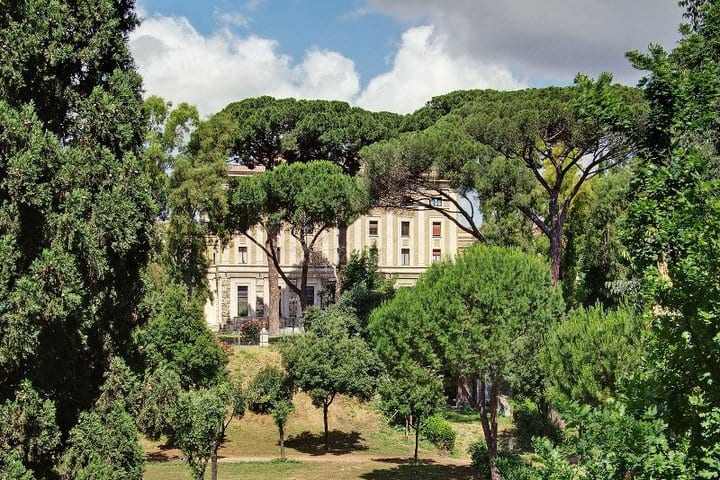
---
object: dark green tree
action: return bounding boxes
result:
[227,161,367,312]
[363,80,644,285]
[542,304,646,407]
[370,288,445,462]
[281,308,381,450]
[172,379,246,480]
[626,0,720,474]
[375,246,564,479]
[137,282,227,389]
[248,365,295,461]
[0,1,155,475]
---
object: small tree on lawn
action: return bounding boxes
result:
[172,379,246,480]
[248,366,295,461]
[378,363,445,462]
[281,307,381,451]
[370,287,445,462]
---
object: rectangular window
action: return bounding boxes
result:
[432,221,442,238]
[237,286,249,317]
[305,286,315,307]
[432,249,442,263]
[401,221,410,237]
[369,220,379,236]
[238,246,248,264]
[431,197,443,207]
[401,248,410,266]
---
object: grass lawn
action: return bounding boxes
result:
[144,346,492,479]
[144,460,476,480]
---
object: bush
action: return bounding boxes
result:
[240,319,264,344]
[422,414,456,452]
[469,441,538,480]
[512,398,561,449]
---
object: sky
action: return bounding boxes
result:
[131,0,685,116]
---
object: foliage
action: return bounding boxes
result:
[226,161,368,311]
[562,169,635,308]
[137,366,182,441]
[336,245,395,333]
[0,381,60,475]
[0,2,155,475]
[282,307,381,449]
[172,380,246,480]
[137,281,228,389]
[512,398,561,451]
[470,442,537,480]
[421,414,456,453]
[363,79,645,283]
[240,319,264,343]
[531,403,693,480]
[60,402,144,480]
[372,245,563,474]
[625,1,720,474]
[541,304,646,407]
[248,366,294,460]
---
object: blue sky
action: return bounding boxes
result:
[131,0,684,116]
[139,0,407,84]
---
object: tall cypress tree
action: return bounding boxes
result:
[0,1,155,475]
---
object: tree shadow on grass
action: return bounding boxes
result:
[145,442,181,462]
[284,430,368,455]
[360,462,476,480]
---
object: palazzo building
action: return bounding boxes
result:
[204,164,475,331]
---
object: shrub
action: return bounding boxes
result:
[469,441,538,480]
[240,319,264,344]
[422,414,456,452]
[512,398,561,449]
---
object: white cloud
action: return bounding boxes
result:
[213,8,250,29]
[367,0,684,84]
[356,25,526,113]
[130,14,526,116]
[130,15,361,115]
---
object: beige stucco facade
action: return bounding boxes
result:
[204,166,475,331]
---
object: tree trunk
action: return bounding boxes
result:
[456,373,471,407]
[475,380,500,480]
[299,252,309,313]
[549,224,563,286]
[210,444,218,480]
[266,228,280,334]
[414,413,420,463]
[323,402,330,451]
[335,225,348,297]
[488,382,500,480]
[279,424,286,461]
[547,193,563,286]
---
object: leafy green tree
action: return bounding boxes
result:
[60,402,144,480]
[172,380,246,480]
[379,365,445,462]
[198,98,402,327]
[282,308,381,450]
[363,80,644,285]
[137,366,182,441]
[137,282,227,389]
[248,366,295,461]
[542,304,646,407]
[0,1,155,475]
[0,381,61,476]
[625,1,720,474]
[561,169,635,308]
[369,287,446,462]
[336,245,396,333]
[227,161,367,312]
[377,246,563,479]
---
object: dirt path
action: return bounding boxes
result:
[215,454,470,466]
